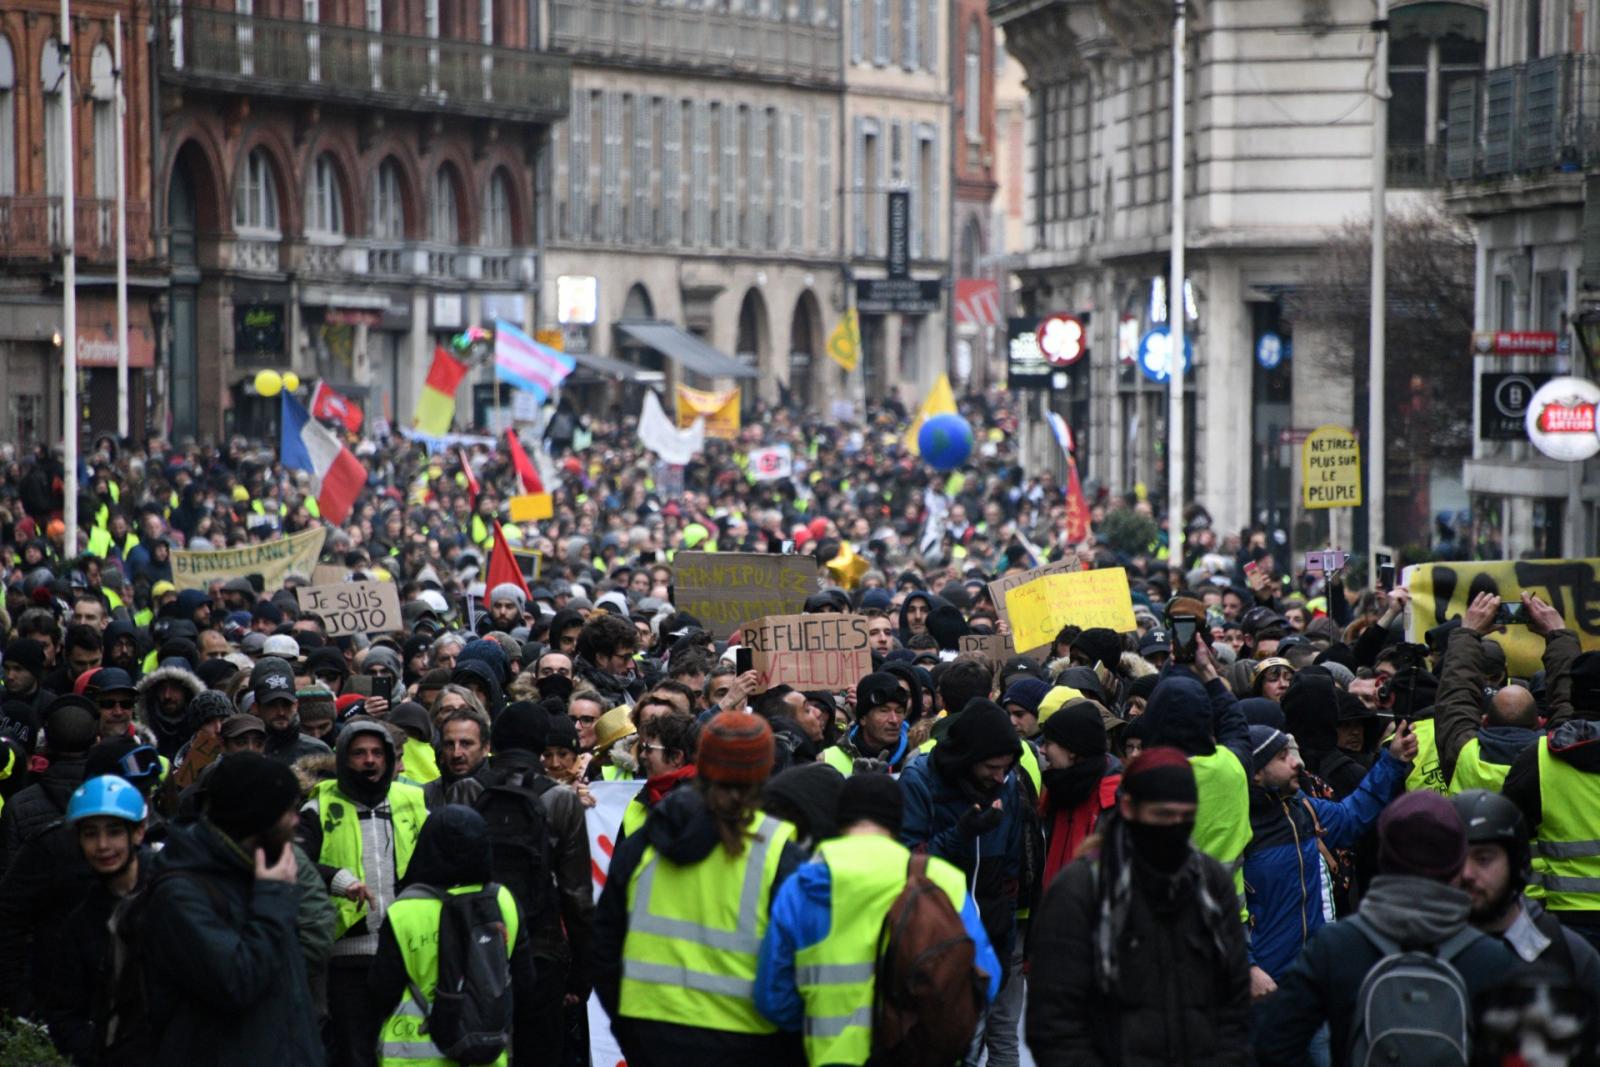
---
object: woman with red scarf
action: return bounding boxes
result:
[1039,698,1121,887]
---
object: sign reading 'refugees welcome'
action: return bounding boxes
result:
[739,614,873,691]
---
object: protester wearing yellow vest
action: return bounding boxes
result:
[369,805,540,1067]
[296,719,428,1067]
[1136,663,1254,921]
[755,774,1001,1066]
[1503,638,1600,949]
[1435,593,1574,795]
[595,711,806,1067]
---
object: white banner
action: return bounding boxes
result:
[748,444,793,482]
[584,780,643,1067]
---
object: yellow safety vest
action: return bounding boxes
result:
[1528,738,1600,912]
[312,778,428,937]
[820,746,854,776]
[619,811,795,1033]
[1189,748,1252,919]
[795,835,967,1066]
[402,737,441,784]
[622,795,649,839]
[1447,735,1519,795]
[377,883,520,1067]
[1403,717,1446,793]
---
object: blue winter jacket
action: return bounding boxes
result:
[754,845,1003,1032]
[1243,750,1407,980]
[898,754,1026,959]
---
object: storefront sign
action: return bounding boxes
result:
[325,308,383,327]
[557,276,599,325]
[1479,372,1554,440]
[1526,377,1600,461]
[856,278,941,315]
[1472,331,1566,356]
[1007,317,1051,391]
[75,296,155,368]
[886,190,911,280]
[234,304,285,361]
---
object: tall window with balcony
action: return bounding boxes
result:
[430,166,463,277]
[370,159,406,274]
[0,36,13,196]
[964,22,982,144]
[481,171,517,281]
[233,148,282,271]
[1390,4,1485,187]
[42,40,65,206]
[306,155,345,275]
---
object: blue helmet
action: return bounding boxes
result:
[66,775,148,826]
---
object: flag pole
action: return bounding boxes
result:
[60,0,79,559]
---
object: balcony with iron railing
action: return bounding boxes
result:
[549,0,840,85]
[159,3,570,124]
[1388,143,1447,188]
[1445,53,1600,194]
[0,196,153,263]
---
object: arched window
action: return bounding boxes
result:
[306,154,344,236]
[233,148,280,233]
[431,167,460,244]
[964,21,982,142]
[370,159,404,239]
[41,39,66,197]
[0,36,14,195]
[90,43,116,200]
[481,171,513,247]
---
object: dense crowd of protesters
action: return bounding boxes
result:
[0,391,1596,1067]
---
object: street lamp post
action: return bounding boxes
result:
[1167,0,1187,572]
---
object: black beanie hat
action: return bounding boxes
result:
[1071,628,1123,671]
[44,696,101,755]
[934,698,1021,778]
[545,712,579,751]
[1040,699,1108,758]
[205,752,302,842]
[5,638,46,679]
[491,700,550,754]
[835,772,904,834]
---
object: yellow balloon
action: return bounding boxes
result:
[254,369,282,397]
[282,372,301,393]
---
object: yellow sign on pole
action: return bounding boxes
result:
[1005,568,1138,652]
[827,309,861,372]
[1301,425,1363,509]
[676,385,742,440]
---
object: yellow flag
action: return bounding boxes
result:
[905,373,958,456]
[827,310,861,372]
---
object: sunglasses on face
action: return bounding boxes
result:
[96,696,135,711]
[571,713,599,725]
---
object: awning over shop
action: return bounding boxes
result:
[615,320,757,379]
[566,349,662,382]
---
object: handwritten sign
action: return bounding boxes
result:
[1407,558,1600,676]
[1301,425,1363,509]
[297,580,403,637]
[739,614,872,691]
[959,632,1018,677]
[172,526,327,592]
[1006,569,1138,652]
[674,552,820,639]
[311,564,349,586]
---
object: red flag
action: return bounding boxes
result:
[484,520,531,604]
[505,429,544,494]
[457,447,480,503]
[310,380,364,433]
[1065,456,1091,545]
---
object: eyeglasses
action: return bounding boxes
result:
[96,696,135,710]
[640,743,669,754]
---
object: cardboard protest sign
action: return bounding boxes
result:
[1406,557,1600,676]
[1301,425,1362,509]
[172,727,221,789]
[1006,568,1138,652]
[739,614,873,691]
[297,580,403,637]
[959,632,1018,676]
[509,493,554,522]
[673,552,819,638]
[511,549,544,581]
[172,526,327,591]
[311,564,349,586]
[987,559,1082,625]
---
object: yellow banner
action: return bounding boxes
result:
[827,309,860,372]
[1006,568,1138,651]
[1301,424,1363,509]
[171,526,328,592]
[676,385,741,440]
[1407,558,1600,676]
[509,493,554,522]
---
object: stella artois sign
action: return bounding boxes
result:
[1526,377,1600,461]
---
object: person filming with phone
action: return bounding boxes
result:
[1435,591,1571,795]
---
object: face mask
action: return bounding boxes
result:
[1042,761,1103,811]
[1127,819,1196,875]
[537,674,574,703]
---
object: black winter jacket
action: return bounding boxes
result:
[141,820,325,1067]
[0,753,86,873]
[1025,846,1251,1067]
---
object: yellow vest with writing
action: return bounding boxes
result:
[313,778,428,937]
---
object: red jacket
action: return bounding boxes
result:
[1041,771,1121,888]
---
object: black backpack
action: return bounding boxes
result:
[472,770,556,923]
[104,869,228,1058]
[400,885,514,1066]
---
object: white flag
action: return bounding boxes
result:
[638,390,704,465]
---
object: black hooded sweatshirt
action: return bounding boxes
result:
[365,805,540,1065]
[593,787,806,1067]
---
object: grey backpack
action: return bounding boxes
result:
[1347,914,1481,1067]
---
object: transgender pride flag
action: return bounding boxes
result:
[493,320,575,404]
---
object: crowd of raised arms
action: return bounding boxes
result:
[0,390,1594,1067]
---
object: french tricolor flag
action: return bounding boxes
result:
[281,392,367,525]
[493,320,575,404]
